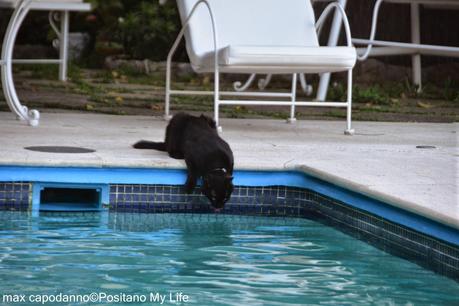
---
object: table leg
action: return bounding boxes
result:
[59,10,69,82]
[411,2,422,91]
[316,0,348,101]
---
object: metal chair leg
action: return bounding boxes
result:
[287,73,297,123]
[58,11,69,82]
[344,69,354,135]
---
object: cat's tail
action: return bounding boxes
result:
[132,140,166,151]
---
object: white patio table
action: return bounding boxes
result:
[316,0,459,100]
[0,0,90,126]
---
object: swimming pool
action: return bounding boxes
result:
[1,165,458,283]
[0,212,458,305]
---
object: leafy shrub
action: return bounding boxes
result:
[119,1,181,60]
[83,0,183,62]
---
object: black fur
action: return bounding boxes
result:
[132,140,166,151]
[133,113,234,210]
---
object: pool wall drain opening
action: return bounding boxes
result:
[32,183,109,215]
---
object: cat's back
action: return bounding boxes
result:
[182,115,217,138]
[187,121,233,163]
[168,112,193,132]
[173,113,231,154]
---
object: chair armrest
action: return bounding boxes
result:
[165,0,220,108]
[167,0,219,69]
[315,1,353,48]
[356,0,384,61]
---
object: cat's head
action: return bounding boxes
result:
[202,169,234,211]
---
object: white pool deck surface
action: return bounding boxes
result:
[0,112,457,230]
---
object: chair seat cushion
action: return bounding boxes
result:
[193,45,357,74]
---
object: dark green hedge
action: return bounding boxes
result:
[0,0,185,66]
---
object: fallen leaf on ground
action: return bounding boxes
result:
[151,104,163,111]
[202,76,210,85]
[417,101,433,109]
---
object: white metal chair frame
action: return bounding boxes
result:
[0,0,90,126]
[236,0,459,100]
[351,0,459,92]
[165,0,356,135]
[232,67,313,95]
[317,0,459,99]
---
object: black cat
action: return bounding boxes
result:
[133,113,234,211]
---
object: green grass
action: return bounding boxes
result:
[14,63,82,81]
[327,79,459,105]
[421,78,459,102]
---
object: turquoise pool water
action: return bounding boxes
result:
[0,212,457,305]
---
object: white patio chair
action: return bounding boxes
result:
[165,0,356,134]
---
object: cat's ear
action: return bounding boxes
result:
[200,114,217,129]
[208,119,217,129]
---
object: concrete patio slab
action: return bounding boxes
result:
[0,112,457,229]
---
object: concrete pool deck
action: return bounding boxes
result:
[0,112,457,230]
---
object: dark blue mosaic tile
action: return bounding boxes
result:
[163,194,171,202]
[255,188,263,198]
[0,183,30,211]
[155,186,163,194]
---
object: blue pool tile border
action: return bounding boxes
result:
[0,182,30,211]
[0,166,457,246]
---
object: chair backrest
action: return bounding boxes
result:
[177,0,319,63]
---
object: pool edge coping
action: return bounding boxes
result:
[293,164,459,231]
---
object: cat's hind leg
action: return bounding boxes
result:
[169,151,185,159]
